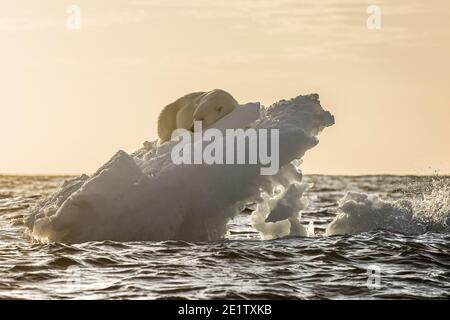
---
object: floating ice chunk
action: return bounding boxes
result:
[26,94,335,243]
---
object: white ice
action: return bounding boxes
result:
[25,94,334,243]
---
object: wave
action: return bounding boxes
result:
[326,178,450,236]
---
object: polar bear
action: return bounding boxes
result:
[157,89,239,143]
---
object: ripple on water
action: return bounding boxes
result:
[0,175,449,299]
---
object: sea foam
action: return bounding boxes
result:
[25,94,334,243]
[327,180,450,236]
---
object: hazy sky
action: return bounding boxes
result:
[1,0,449,175]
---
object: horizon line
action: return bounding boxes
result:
[1,172,449,177]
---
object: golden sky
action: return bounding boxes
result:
[1,0,449,175]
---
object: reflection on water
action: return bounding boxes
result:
[0,175,448,299]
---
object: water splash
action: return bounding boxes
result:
[326,177,450,236]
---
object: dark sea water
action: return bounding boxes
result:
[0,175,448,299]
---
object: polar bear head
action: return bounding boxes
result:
[193,89,238,129]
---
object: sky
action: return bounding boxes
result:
[1,0,449,175]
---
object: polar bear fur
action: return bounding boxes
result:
[157,89,239,143]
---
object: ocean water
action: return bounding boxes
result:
[0,174,448,299]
